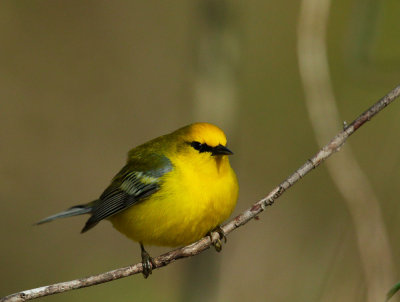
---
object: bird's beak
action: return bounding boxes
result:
[212,144,234,156]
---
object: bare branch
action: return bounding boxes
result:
[2,84,400,302]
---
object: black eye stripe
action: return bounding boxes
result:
[189,141,214,153]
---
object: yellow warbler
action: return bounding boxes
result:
[37,122,239,277]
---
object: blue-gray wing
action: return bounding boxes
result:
[81,154,172,233]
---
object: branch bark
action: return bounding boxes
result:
[2,84,400,302]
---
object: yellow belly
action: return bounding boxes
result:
[109,155,238,247]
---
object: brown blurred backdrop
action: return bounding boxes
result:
[1,1,400,301]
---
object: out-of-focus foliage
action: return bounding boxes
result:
[387,282,400,302]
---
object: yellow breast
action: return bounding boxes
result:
[109,152,238,247]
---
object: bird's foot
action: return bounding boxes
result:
[208,226,227,252]
[140,243,156,278]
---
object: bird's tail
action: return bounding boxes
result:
[36,204,93,225]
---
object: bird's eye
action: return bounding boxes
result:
[189,141,213,153]
[190,141,202,151]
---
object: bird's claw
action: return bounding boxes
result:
[208,226,227,253]
[140,243,156,278]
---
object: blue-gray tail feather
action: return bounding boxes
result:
[36,205,92,225]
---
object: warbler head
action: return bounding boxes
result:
[178,123,234,157]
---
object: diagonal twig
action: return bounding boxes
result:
[2,84,400,302]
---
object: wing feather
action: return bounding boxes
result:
[81,154,172,233]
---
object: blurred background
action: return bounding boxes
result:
[1,1,400,301]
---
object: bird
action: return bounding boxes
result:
[37,122,239,278]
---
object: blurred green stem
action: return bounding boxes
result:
[297,0,396,301]
[181,1,239,301]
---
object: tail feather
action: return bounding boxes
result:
[36,205,92,225]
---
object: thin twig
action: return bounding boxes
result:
[2,84,400,302]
